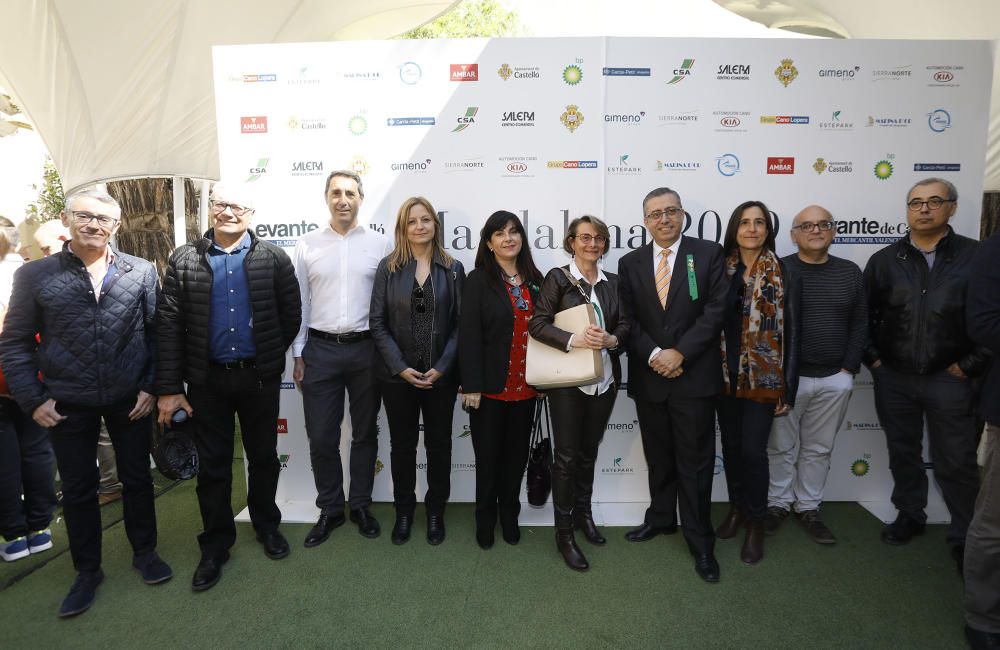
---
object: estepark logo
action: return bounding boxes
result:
[546,160,599,169]
[666,59,694,84]
[716,63,750,81]
[818,110,854,130]
[605,111,645,125]
[451,107,479,133]
[563,61,584,85]
[928,109,952,133]
[242,74,276,83]
[656,160,700,172]
[501,111,535,127]
[603,67,651,77]
[774,58,798,86]
[871,65,912,81]
[347,114,368,135]
[457,424,472,438]
[760,115,809,125]
[450,63,479,82]
[246,157,269,182]
[851,455,872,477]
[601,457,636,474]
[287,66,320,86]
[914,163,960,172]
[276,419,288,434]
[812,158,853,174]
[240,116,268,134]
[767,157,794,174]
[560,105,585,132]
[927,65,962,87]
[391,158,432,172]
[374,459,384,475]
[607,154,641,175]
[658,111,699,125]
[716,153,741,176]
[290,160,323,176]
[498,63,540,80]
[387,116,435,127]
[399,61,422,84]
[818,66,860,80]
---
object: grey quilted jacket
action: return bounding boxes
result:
[0,243,158,414]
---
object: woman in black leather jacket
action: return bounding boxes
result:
[369,196,465,546]
[528,216,629,571]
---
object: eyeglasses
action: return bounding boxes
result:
[70,211,120,228]
[645,207,684,221]
[573,234,607,245]
[907,197,952,211]
[509,284,529,311]
[210,201,252,216]
[792,220,836,233]
[414,286,426,313]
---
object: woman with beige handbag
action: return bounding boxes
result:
[528,216,629,571]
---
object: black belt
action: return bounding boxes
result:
[309,328,371,344]
[210,359,256,370]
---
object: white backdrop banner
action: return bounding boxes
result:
[213,37,993,525]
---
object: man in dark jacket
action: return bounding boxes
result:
[0,188,171,617]
[156,182,301,592]
[964,230,1000,649]
[863,178,985,569]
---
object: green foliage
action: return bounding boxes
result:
[399,0,525,39]
[26,159,65,223]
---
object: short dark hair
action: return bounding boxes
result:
[324,170,364,199]
[908,177,957,202]
[641,187,682,216]
[474,210,543,293]
[722,200,776,256]
[563,215,611,256]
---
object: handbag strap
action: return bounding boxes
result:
[561,266,591,302]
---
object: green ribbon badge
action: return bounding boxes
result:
[686,254,698,301]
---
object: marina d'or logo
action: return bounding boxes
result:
[775,58,798,87]
[560,105,584,132]
[563,63,583,85]
[667,59,694,85]
[348,114,367,135]
[874,158,894,180]
[851,457,871,477]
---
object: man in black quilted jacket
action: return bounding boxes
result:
[0,188,171,617]
[156,182,301,593]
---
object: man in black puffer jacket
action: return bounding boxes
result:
[0,188,172,617]
[863,178,987,571]
[156,182,301,592]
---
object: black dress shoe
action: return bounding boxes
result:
[694,553,720,583]
[257,530,290,559]
[624,522,678,542]
[192,552,229,592]
[391,514,412,545]
[501,523,520,545]
[427,515,445,546]
[59,569,104,617]
[880,513,926,546]
[304,513,345,548]
[350,507,381,539]
[476,527,495,550]
[965,624,1000,649]
[951,544,965,577]
[574,511,607,545]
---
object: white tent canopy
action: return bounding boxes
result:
[712,0,1000,190]
[0,0,456,193]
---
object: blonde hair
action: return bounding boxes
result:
[386,196,454,273]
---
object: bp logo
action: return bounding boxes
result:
[348,114,367,135]
[560,105,584,132]
[851,458,871,477]
[374,458,384,475]
[563,64,583,86]
[874,159,894,180]
[775,58,798,87]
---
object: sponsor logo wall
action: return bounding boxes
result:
[214,37,991,523]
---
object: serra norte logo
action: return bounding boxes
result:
[667,59,694,84]
[452,107,479,133]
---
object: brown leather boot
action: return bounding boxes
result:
[556,528,589,572]
[715,503,745,540]
[741,521,765,565]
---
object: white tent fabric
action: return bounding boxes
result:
[712,0,1000,190]
[0,0,456,193]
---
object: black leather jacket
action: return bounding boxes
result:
[863,228,989,376]
[369,252,466,383]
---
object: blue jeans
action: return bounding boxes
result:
[0,398,56,540]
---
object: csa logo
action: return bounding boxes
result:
[452,107,479,133]
[774,58,798,87]
[348,114,368,135]
[276,419,288,434]
[278,454,290,470]
[246,157,269,182]
[667,59,694,84]
[563,63,583,85]
[560,105,584,132]
[874,156,894,180]
[851,456,871,477]
[458,424,472,438]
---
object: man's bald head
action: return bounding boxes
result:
[793,205,834,226]
[33,219,71,257]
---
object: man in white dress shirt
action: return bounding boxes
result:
[293,170,390,546]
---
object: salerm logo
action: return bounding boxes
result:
[658,111,699,126]
[387,116,435,127]
[547,160,598,169]
[656,160,700,172]
[450,63,479,82]
[666,59,694,84]
[834,216,907,245]
[290,160,323,176]
[603,67,650,77]
[501,111,535,127]
[391,158,432,172]
[717,63,750,81]
[871,65,912,81]
[287,66,320,86]
[818,110,854,130]
[760,115,809,125]
[240,116,268,134]
[812,158,853,174]
[767,157,794,174]
[246,157,269,182]
[276,419,288,434]
[607,153,641,175]
[914,163,960,172]
[601,457,635,474]
[851,455,872,477]
[818,66,860,80]
[452,107,479,133]
[497,63,540,80]
[605,111,645,125]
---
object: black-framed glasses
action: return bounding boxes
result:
[509,284,529,311]
[645,207,684,221]
[907,197,952,211]
[792,220,836,233]
[574,234,607,245]
[69,211,119,228]
[414,286,426,313]
[210,200,252,216]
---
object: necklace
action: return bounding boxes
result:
[503,270,519,283]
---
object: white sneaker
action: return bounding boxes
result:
[0,536,30,561]
[28,529,53,554]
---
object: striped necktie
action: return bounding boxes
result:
[656,249,671,308]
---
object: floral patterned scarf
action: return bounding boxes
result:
[720,248,786,404]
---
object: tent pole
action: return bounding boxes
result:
[199,180,210,236]
[172,176,185,248]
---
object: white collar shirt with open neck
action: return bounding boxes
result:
[569,258,614,396]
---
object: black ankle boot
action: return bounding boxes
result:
[573,510,607,545]
[556,528,589,571]
[716,503,745,540]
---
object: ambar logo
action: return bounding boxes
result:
[277,419,288,434]
[240,116,268,134]
[767,157,794,174]
[450,63,479,81]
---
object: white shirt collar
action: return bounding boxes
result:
[325,221,367,237]
[652,235,682,261]
[569,257,607,285]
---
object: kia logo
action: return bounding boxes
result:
[506,162,527,173]
[720,117,741,127]
[934,71,954,82]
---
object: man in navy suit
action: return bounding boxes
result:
[618,187,728,583]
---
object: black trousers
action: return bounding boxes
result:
[634,394,716,555]
[717,395,776,522]
[50,396,157,573]
[548,386,616,524]
[187,367,281,558]
[0,398,56,540]
[301,338,381,515]
[873,365,980,546]
[469,396,535,532]
[381,380,458,516]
